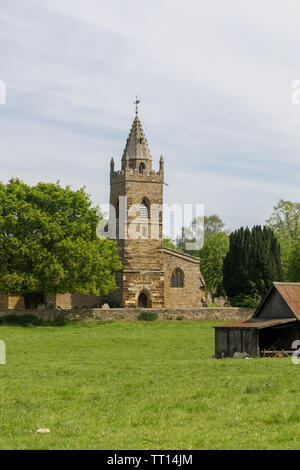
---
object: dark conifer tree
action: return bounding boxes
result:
[223,225,283,304]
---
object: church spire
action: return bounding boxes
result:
[121,101,152,170]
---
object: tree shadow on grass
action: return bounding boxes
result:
[0,314,111,327]
[0,314,68,327]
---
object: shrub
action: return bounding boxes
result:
[52,312,68,326]
[230,293,261,308]
[137,311,158,321]
[176,315,184,321]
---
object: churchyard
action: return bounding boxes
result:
[0,319,299,450]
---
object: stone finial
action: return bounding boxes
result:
[110,158,114,172]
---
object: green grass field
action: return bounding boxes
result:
[0,320,300,450]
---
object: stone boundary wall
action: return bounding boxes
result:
[0,307,254,322]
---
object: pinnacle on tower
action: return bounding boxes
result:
[110,157,115,172]
[159,155,164,172]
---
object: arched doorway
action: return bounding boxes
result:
[138,292,148,308]
[137,290,152,308]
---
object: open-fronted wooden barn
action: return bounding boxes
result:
[215,282,300,358]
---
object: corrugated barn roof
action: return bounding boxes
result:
[215,318,297,329]
[274,283,300,320]
[215,282,300,330]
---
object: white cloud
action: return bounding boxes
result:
[0,0,299,234]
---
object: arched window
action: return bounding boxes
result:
[171,268,184,288]
[139,162,146,174]
[140,199,149,219]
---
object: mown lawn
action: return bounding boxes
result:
[0,320,300,449]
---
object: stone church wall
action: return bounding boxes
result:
[0,294,24,309]
[0,307,254,322]
[122,270,164,308]
[0,295,8,309]
[163,250,206,308]
[45,292,103,309]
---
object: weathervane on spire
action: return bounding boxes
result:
[134,95,140,115]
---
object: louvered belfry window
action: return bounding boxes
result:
[139,162,146,174]
[171,268,184,288]
[140,200,149,219]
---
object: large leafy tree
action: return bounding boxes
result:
[287,241,300,282]
[203,214,226,240]
[223,225,283,306]
[0,179,122,296]
[198,231,229,294]
[174,214,229,293]
[266,200,300,279]
[176,214,226,254]
[162,236,184,252]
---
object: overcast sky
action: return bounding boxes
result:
[0,0,300,235]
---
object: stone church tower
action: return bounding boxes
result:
[9,105,206,311]
[109,112,165,308]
